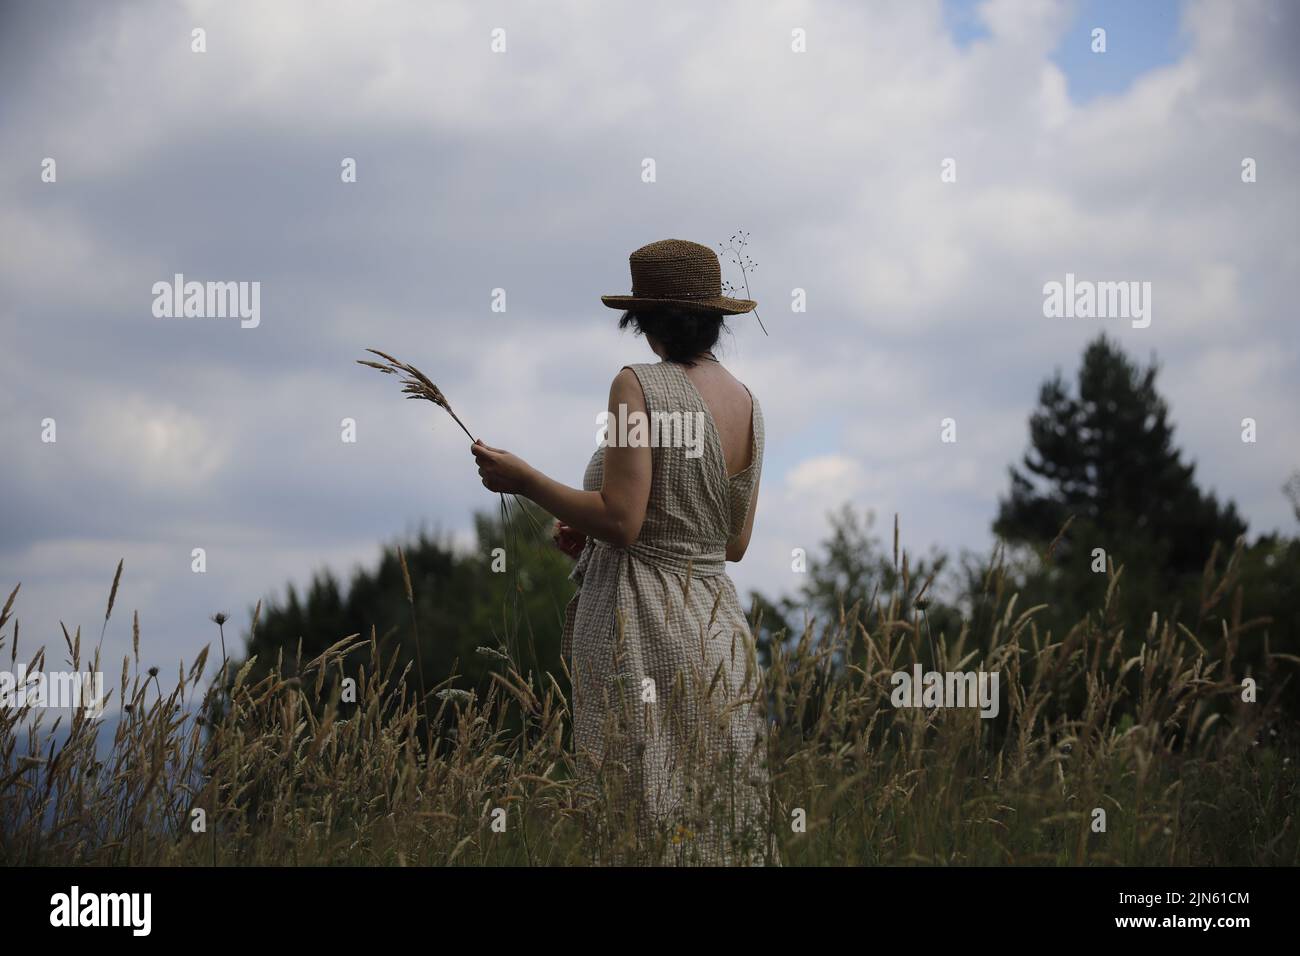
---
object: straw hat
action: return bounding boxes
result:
[601,239,756,315]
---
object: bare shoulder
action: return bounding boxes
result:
[718,364,755,408]
[609,366,646,407]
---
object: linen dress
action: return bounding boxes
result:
[562,360,772,865]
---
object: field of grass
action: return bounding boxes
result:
[1,541,1295,867]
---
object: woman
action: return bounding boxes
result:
[470,239,771,865]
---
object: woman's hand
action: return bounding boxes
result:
[552,520,587,559]
[470,440,537,496]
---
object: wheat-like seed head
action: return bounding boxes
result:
[357,348,474,440]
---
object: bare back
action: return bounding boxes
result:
[680,360,755,478]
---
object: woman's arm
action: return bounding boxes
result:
[471,369,652,548]
[726,468,761,561]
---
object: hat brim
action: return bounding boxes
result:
[600,294,756,316]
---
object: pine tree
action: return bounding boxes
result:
[996,334,1246,577]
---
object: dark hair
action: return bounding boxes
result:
[618,305,725,365]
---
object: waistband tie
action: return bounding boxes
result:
[574,538,727,583]
[625,539,727,577]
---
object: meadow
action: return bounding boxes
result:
[2,529,1293,867]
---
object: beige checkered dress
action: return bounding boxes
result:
[562,360,772,865]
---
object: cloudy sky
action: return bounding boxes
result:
[1,0,1296,694]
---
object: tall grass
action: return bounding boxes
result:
[1,532,1294,866]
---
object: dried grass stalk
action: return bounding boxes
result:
[357,349,474,440]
